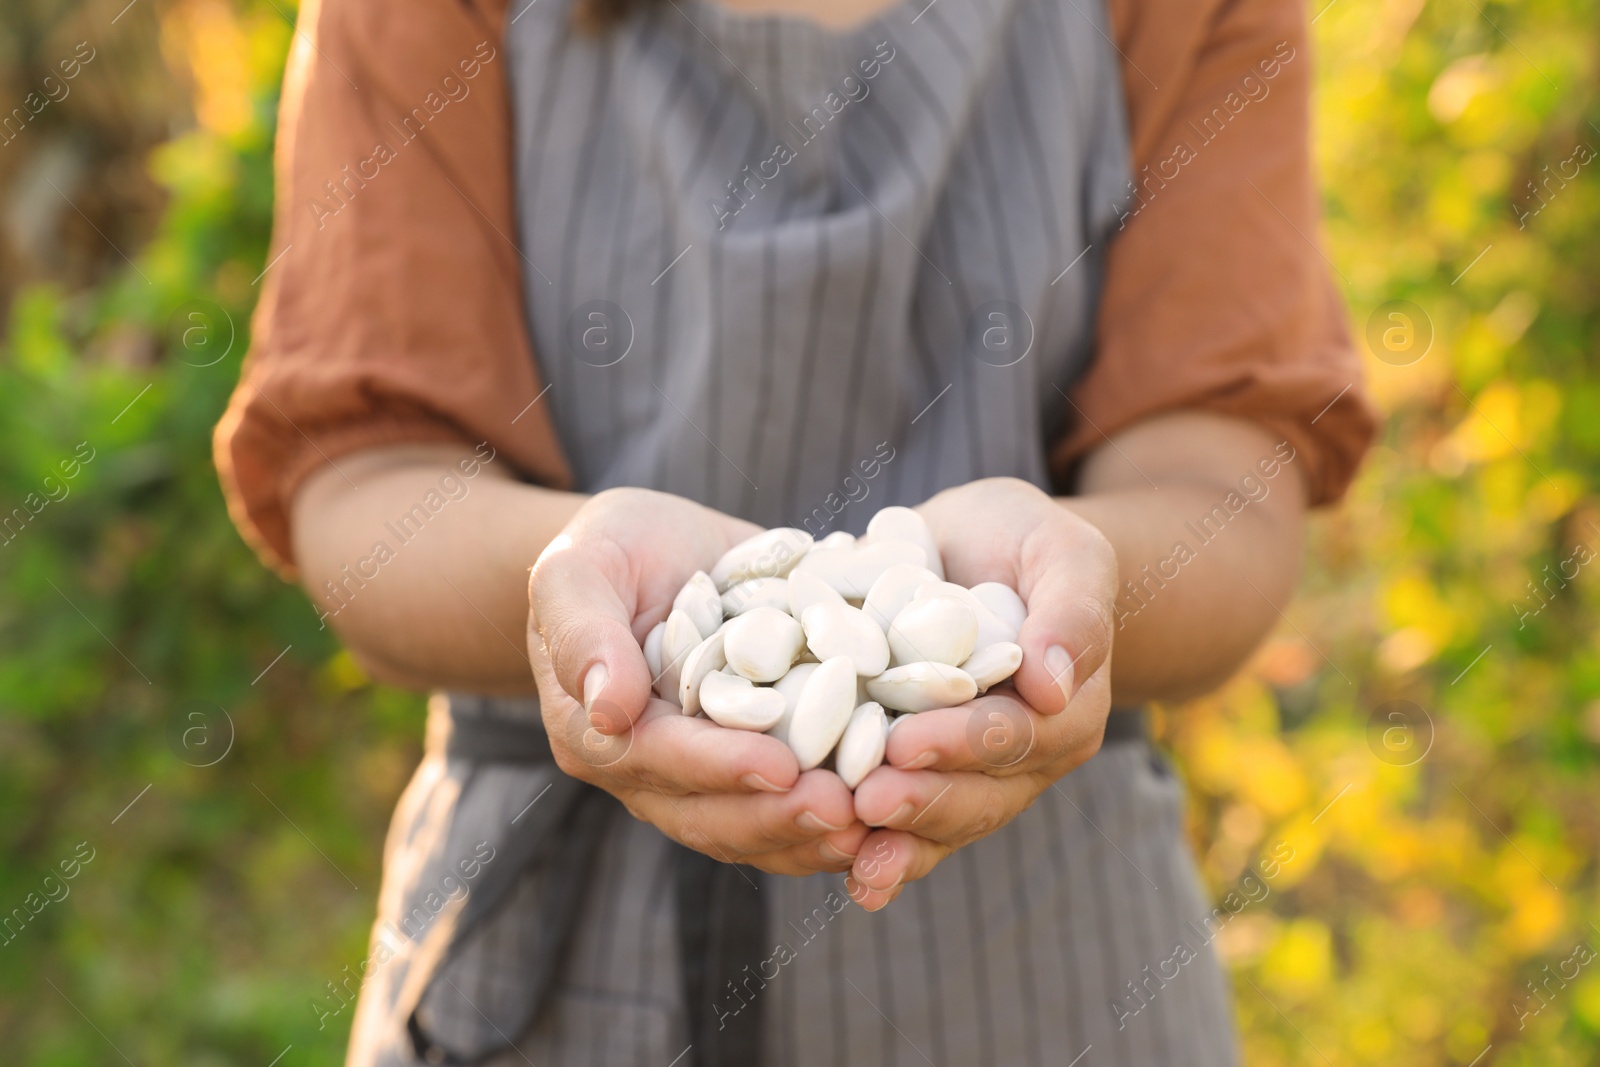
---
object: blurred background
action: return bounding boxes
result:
[0,0,1596,1063]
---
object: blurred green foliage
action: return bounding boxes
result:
[0,0,1596,1063]
[0,2,423,1062]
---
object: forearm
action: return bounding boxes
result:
[1061,413,1307,704]
[291,443,586,694]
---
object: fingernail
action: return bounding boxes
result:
[741,773,789,794]
[819,841,856,864]
[870,885,905,911]
[1045,645,1074,700]
[877,802,912,827]
[797,811,847,833]
[582,662,609,714]
[902,750,938,770]
[860,873,905,901]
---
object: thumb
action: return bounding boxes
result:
[1010,532,1116,715]
[528,534,654,734]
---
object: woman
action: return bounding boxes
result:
[216,0,1374,1061]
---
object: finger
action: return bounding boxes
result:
[741,850,844,877]
[627,769,860,856]
[884,694,1041,775]
[817,822,871,865]
[845,830,949,911]
[554,698,804,795]
[528,534,654,734]
[884,692,1103,775]
[741,822,872,876]
[852,767,1041,847]
[845,874,905,911]
[1012,527,1117,713]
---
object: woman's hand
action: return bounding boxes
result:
[527,488,867,876]
[846,478,1117,908]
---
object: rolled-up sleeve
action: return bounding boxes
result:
[213,0,569,577]
[1054,0,1377,503]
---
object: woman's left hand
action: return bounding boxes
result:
[846,478,1118,910]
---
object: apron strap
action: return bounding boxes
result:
[403,701,619,1066]
[1103,707,1146,746]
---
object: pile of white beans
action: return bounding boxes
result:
[643,507,1025,788]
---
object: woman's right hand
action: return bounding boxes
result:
[527,488,865,876]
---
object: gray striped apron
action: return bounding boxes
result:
[342,0,1240,1062]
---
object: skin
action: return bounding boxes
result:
[714,0,902,28]
[293,410,1306,906]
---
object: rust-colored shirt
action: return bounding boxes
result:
[215,0,1376,575]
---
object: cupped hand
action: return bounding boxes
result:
[527,488,866,876]
[845,478,1117,908]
